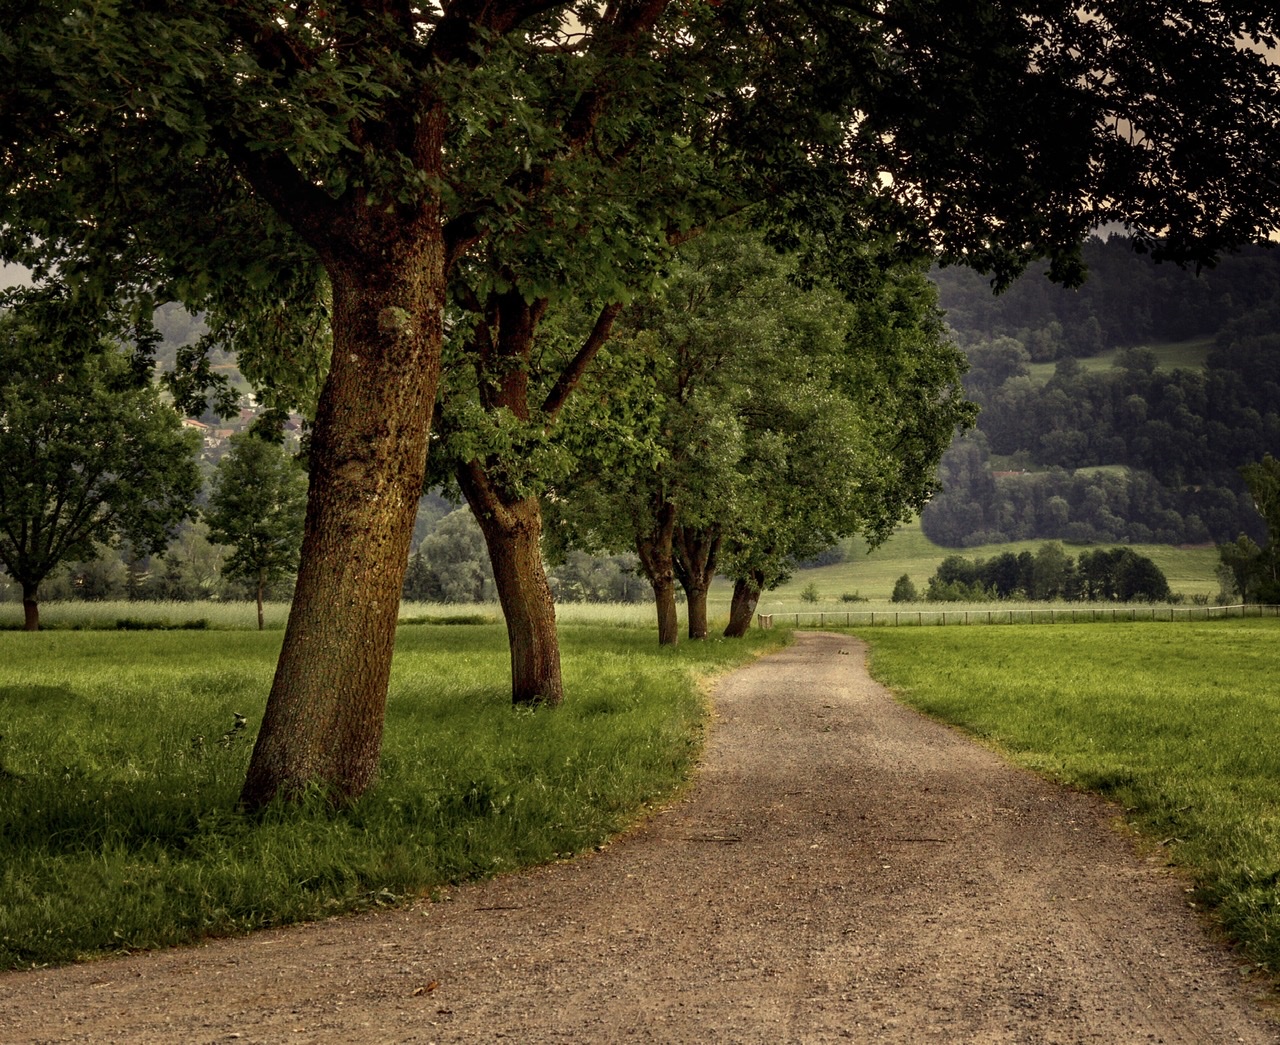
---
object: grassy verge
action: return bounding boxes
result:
[0,622,785,969]
[859,617,1280,973]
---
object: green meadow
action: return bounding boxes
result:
[1024,335,1216,384]
[0,622,784,969]
[7,594,1280,980]
[860,617,1280,973]
[760,518,1223,608]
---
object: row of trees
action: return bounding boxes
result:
[537,229,969,642]
[400,508,650,606]
[904,544,1171,604]
[4,3,1279,808]
[0,312,309,630]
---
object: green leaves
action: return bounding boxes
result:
[549,226,973,592]
[204,434,309,591]
[0,308,202,617]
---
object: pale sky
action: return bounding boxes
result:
[0,262,31,289]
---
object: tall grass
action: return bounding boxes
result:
[0,622,785,968]
[860,618,1280,973]
[5,598,668,632]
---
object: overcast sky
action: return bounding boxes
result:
[0,262,30,289]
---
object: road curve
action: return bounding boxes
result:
[1,632,1275,1043]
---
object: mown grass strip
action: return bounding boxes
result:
[860,618,1280,973]
[0,623,785,969]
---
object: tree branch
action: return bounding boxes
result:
[215,133,344,257]
[541,302,624,422]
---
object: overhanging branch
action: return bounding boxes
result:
[541,302,624,422]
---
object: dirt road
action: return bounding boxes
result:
[1,632,1275,1043]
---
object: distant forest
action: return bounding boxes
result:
[925,235,1280,548]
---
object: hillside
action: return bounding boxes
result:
[924,235,1280,550]
[761,519,1221,608]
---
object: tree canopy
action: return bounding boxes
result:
[0,310,201,630]
[2,2,1279,804]
[549,228,972,639]
[205,433,310,630]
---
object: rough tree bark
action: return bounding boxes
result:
[240,238,444,808]
[447,292,621,705]
[724,570,765,638]
[636,498,680,646]
[458,463,564,707]
[673,524,721,640]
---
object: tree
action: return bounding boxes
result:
[1031,543,1075,601]
[5,4,1279,805]
[0,312,201,630]
[1113,549,1171,603]
[1218,533,1264,603]
[401,550,434,603]
[1239,454,1280,601]
[415,507,496,604]
[205,434,309,631]
[552,229,972,640]
[891,575,917,603]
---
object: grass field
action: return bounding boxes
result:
[1,599,663,632]
[1024,336,1216,384]
[0,622,785,969]
[757,519,1223,609]
[859,618,1280,973]
[4,505,1225,632]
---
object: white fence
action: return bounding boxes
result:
[756,603,1280,629]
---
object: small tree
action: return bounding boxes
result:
[401,550,434,603]
[1240,455,1280,601]
[0,313,201,630]
[205,435,308,630]
[891,575,917,603]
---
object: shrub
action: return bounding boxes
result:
[890,575,917,603]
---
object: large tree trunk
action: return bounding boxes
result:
[21,579,38,632]
[673,524,721,640]
[636,499,679,646]
[240,242,444,809]
[458,463,563,707]
[724,571,764,638]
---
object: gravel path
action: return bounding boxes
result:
[1,632,1276,1043]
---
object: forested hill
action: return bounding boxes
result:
[925,235,1280,549]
